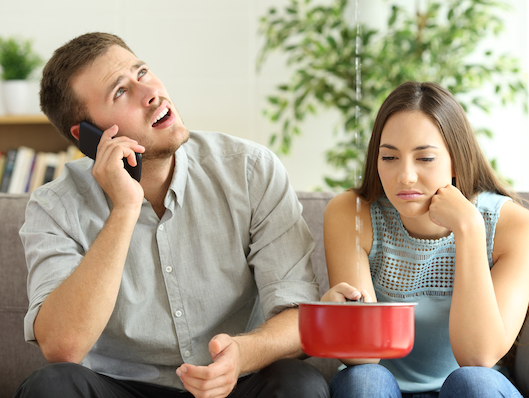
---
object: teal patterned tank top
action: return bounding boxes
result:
[368,191,511,392]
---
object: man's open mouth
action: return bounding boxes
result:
[152,108,171,127]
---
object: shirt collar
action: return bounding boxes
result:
[166,142,189,209]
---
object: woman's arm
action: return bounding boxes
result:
[321,191,379,365]
[430,186,529,367]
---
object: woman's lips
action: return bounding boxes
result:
[396,191,422,200]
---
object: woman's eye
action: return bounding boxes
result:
[381,156,395,161]
[419,157,435,162]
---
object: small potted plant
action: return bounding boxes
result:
[0,36,43,115]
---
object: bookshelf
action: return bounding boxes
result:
[0,114,70,153]
[0,115,82,194]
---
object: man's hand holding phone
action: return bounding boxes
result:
[79,122,145,212]
[79,121,142,182]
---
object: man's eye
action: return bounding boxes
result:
[139,68,148,78]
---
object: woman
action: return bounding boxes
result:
[322,81,529,397]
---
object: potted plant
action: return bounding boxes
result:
[0,36,43,115]
[258,0,528,189]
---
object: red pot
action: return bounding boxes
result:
[298,302,417,359]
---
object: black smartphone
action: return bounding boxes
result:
[79,121,142,182]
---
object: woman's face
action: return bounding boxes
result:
[377,111,454,222]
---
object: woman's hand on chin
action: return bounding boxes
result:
[429,184,483,235]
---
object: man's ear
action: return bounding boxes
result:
[70,124,80,141]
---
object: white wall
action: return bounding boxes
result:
[0,0,527,192]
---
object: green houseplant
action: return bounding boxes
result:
[258,0,528,189]
[0,36,43,114]
[0,36,42,80]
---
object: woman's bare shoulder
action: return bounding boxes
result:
[493,199,529,258]
[326,190,370,216]
[497,199,529,235]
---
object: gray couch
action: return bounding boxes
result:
[1,191,528,397]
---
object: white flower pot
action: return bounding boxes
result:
[1,79,30,115]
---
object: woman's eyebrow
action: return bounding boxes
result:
[379,144,438,151]
[413,145,439,151]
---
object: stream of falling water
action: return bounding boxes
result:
[353,0,364,297]
[354,0,362,134]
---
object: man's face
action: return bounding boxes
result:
[72,45,189,160]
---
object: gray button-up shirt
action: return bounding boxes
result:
[20,131,319,389]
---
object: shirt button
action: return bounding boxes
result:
[184,351,191,358]
[165,266,173,273]
[158,224,164,231]
[175,310,183,318]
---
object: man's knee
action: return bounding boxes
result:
[255,358,330,397]
[15,362,99,398]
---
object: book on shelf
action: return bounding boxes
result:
[8,146,36,194]
[0,152,6,188]
[0,145,84,194]
[0,149,17,193]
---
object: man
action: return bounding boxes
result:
[16,32,329,398]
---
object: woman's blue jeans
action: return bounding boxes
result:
[329,364,523,398]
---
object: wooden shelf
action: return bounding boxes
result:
[0,114,50,124]
[0,114,70,153]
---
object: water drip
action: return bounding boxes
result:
[353,0,364,295]
[354,0,362,128]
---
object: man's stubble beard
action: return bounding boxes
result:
[141,126,190,161]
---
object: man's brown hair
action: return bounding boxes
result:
[39,32,133,146]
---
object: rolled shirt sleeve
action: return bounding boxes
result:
[246,147,319,318]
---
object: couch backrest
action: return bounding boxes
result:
[297,191,335,297]
[0,193,48,397]
[2,191,528,395]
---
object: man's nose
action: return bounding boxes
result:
[140,84,159,108]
